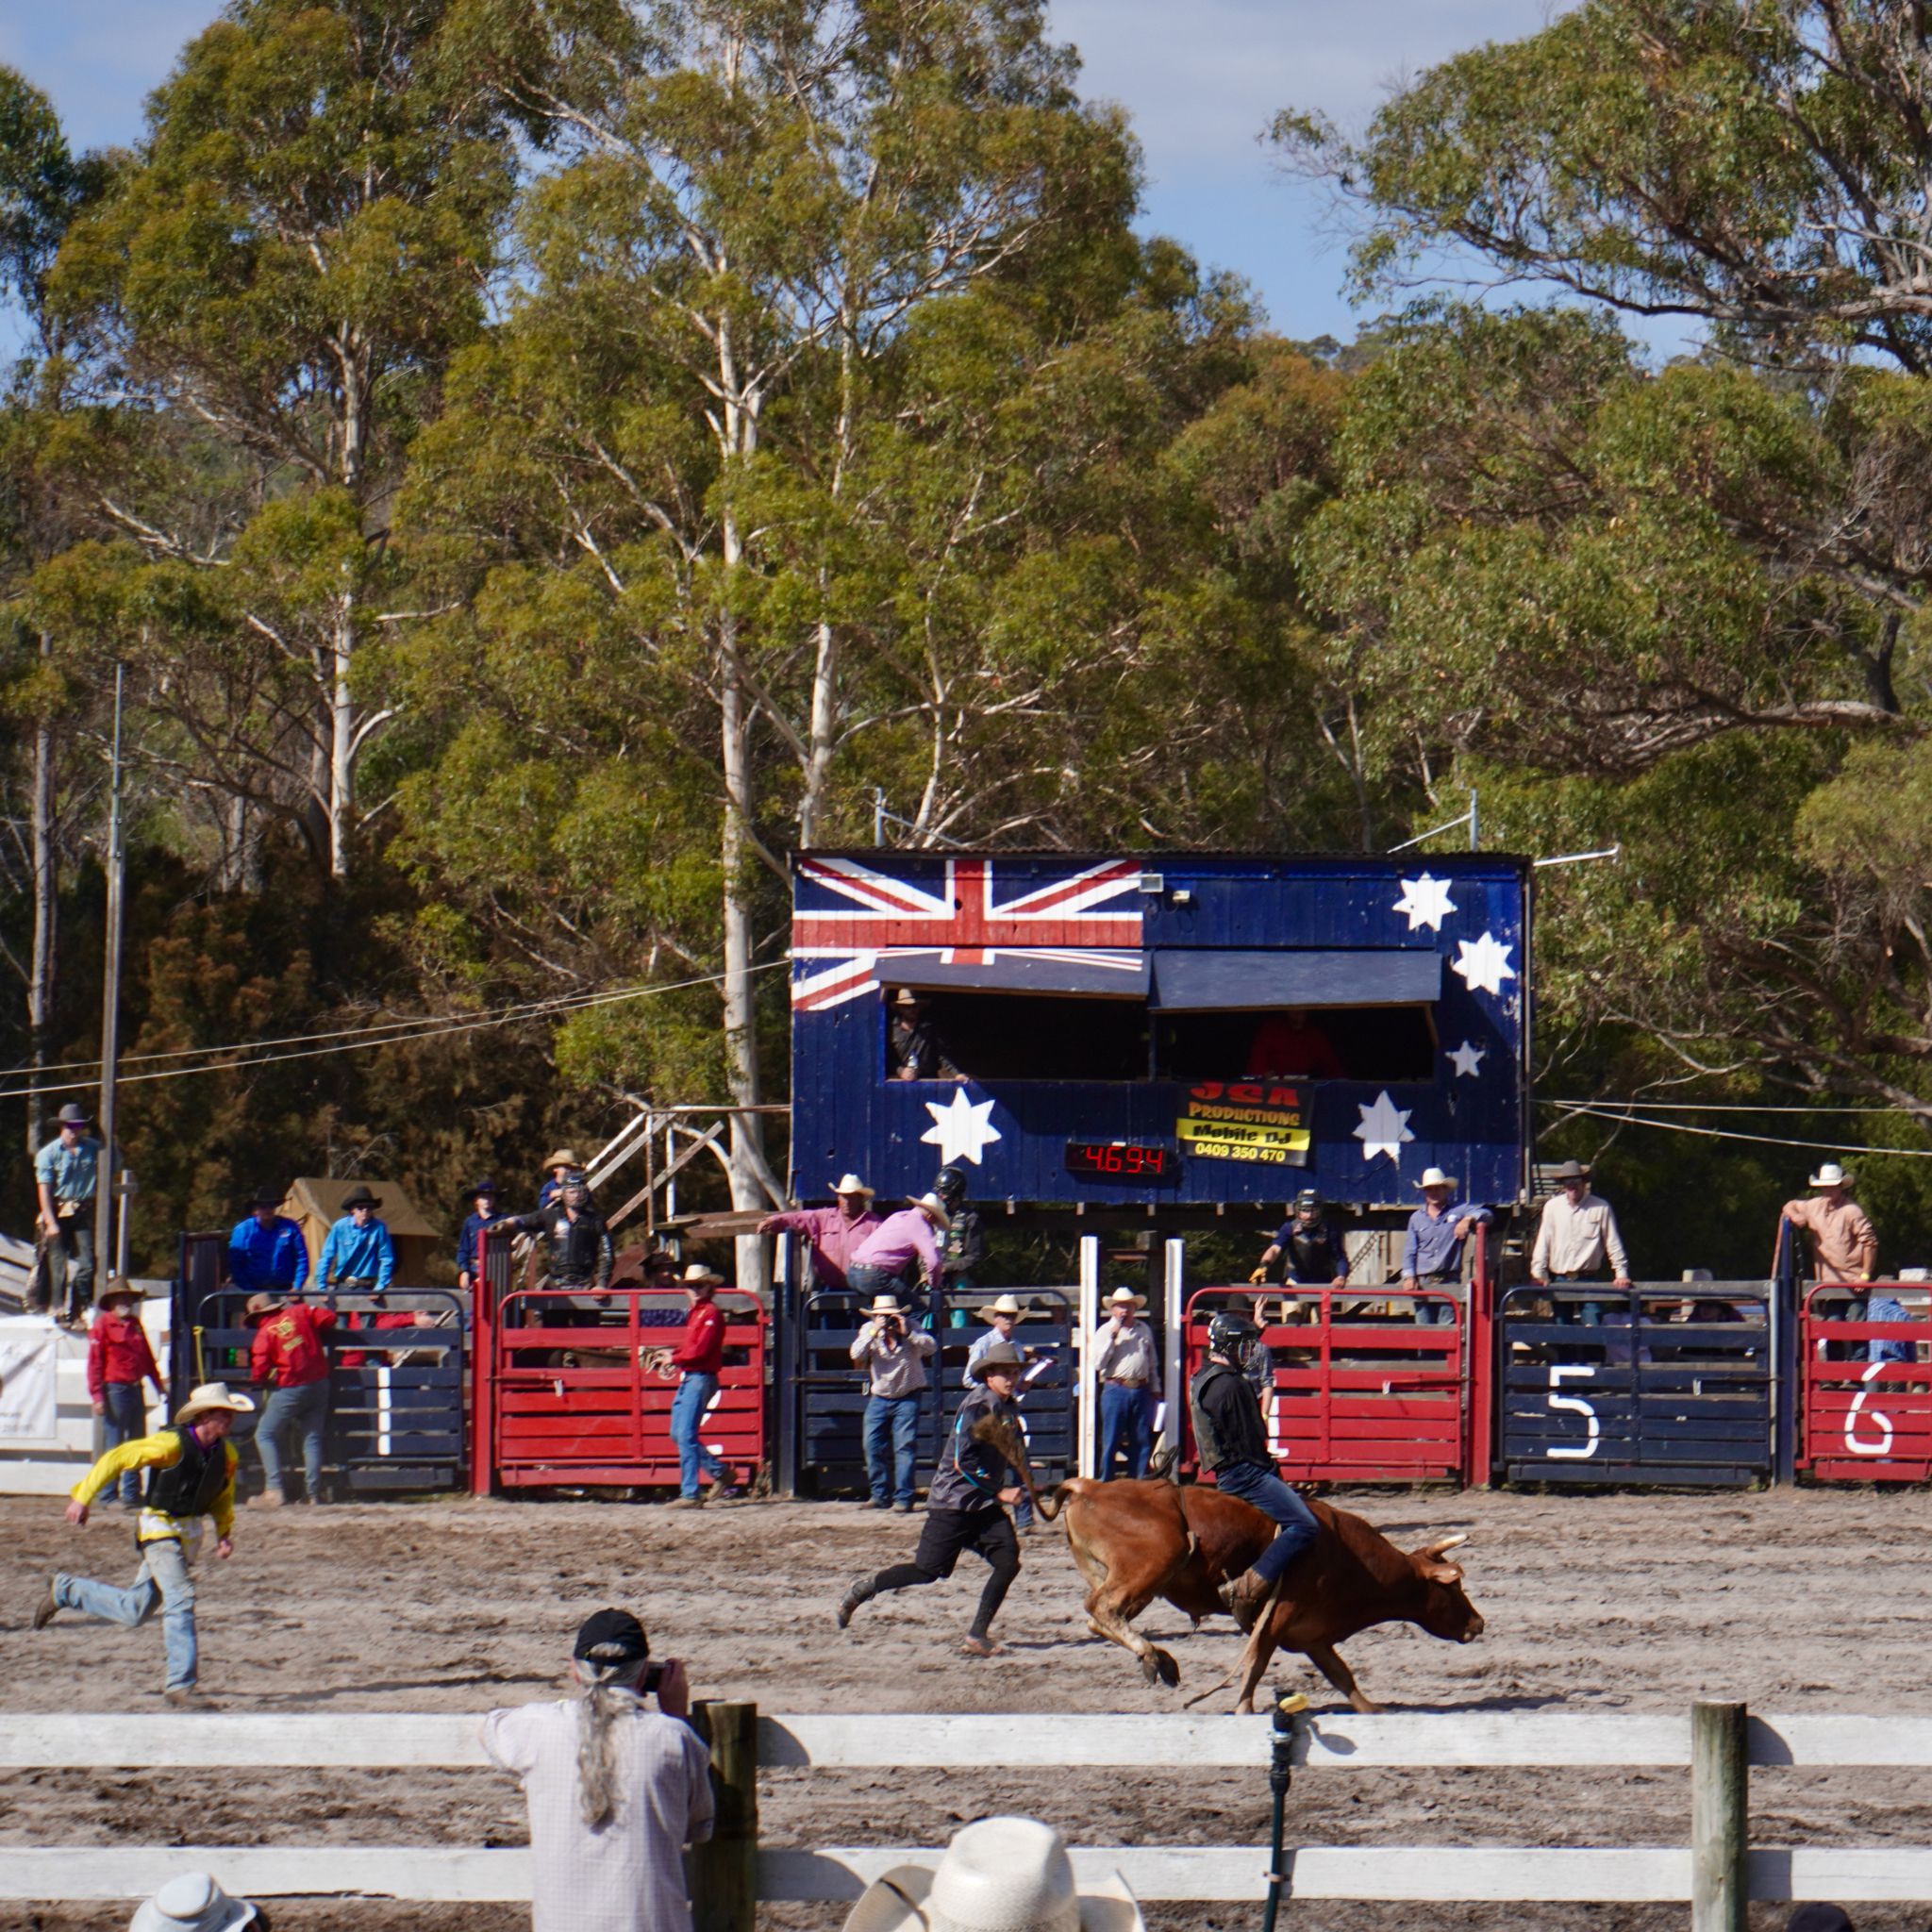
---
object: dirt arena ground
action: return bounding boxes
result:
[6,1483,1932,1932]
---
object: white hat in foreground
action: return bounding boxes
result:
[841,1816,1141,1932]
[1416,1166,1457,1191]
[131,1872,257,1932]
[1809,1162,1853,1190]
[174,1383,257,1426]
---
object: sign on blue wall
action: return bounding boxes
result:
[790,851,1528,1210]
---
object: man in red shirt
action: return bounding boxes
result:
[244,1291,336,1509]
[649,1263,738,1508]
[87,1280,168,1508]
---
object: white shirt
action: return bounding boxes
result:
[483,1696,715,1932]
[1090,1316,1161,1395]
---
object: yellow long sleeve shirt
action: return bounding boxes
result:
[72,1430,238,1545]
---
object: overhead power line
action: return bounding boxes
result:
[1552,1101,1932,1160]
[1545,1098,1916,1115]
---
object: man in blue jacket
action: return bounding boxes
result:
[315,1185,395,1296]
[226,1190,308,1299]
[456,1180,498,1295]
[833,1340,1027,1657]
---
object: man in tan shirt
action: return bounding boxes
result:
[1530,1160,1631,1325]
[1782,1163,1877,1283]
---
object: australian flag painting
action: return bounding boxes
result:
[790,854,1148,1009]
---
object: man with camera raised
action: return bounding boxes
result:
[848,1291,937,1513]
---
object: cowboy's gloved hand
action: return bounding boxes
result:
[1248,1267,1269,1286]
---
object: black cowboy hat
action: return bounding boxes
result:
[340,1184,381,1210]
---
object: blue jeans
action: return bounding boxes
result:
[257,1380,328,1499]
[1550,1274,1607,1327]
[863,1392,922,1506]
[101,1383,148,1504]
[1216,1457,1321,1585]
[672,1372,729,1497]
[55,1535,198,1689]
[1099,1382,1155,1479]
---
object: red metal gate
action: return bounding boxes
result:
[471,1248,766,1491]
[1799,1283,1932,1482]
[1183,1284,1469,1483]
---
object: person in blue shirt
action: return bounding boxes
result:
[34,1102,102,1323]
[226,1190,309,1298]
[457,1180,497,1293]
[1857,1288,1913,1367]
[315,1185,396,1295]
[537,1148,580,1210]
[1400,1167,1491,1326]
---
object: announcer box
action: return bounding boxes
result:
[789,849,1529,1212]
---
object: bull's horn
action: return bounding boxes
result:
[1420,1533,1470,1557]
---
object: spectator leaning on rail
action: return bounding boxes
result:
[87,1280,167,1509]
[1783,1163,1879,1285]
[31,1380,254,1707]
[484,1607,713,1932]
[1529,1159,1631,1326]
[243,1291,336,1508]
[1401,1168,1491,1325]
[850,1291,938,1511]
[34,1101,101,1324]
[847,1190,949,1303]
[841,1814,1141,1932]
[225,1189,308,1300]
[836,1338,1030,1657]
[1091,1286,1161,1481]
[315,1184,395,1298]
[1191,1310,1320,1632]
[758,1172,881,1291]
[649,1263,741,1509]
[456,1179,498,1296]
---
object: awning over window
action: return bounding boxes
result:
[883,949,1151,999]
[1151,948,1441,1010]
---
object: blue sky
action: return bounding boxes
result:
[0,1,1568,343]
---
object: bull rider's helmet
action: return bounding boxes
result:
[1207,1310,1262,1371]
[1292,1188,1323,1217]
[933,1164,970,1209]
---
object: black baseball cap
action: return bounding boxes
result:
[573,1607,650,1663]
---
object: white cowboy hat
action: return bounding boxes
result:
[1416,1167,1457,1191]
[1104,1287,1146,1311]
[829,1173,876,1198]
[863,1293,908,1316]
[1809,1162,1853,1190]
[174,1382,257,1426]
[909,1191,952,1232]
[974,1293,1035,1324]
[131,1872,257,1932]
[680,1262,724,1286]
[842,1816,1141,1932]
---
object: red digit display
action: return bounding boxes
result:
[1063,1141,1174,1179]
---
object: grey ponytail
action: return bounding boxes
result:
[575,1653,644,1830]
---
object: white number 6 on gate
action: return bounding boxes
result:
[1546,1363,1600,1461]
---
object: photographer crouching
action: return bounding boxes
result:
[483,1609,713,1932]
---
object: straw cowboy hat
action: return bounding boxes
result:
[543,1148,580,1171]
[909,1191,951,1232]
[966,1339,1031,1383]
[174,1383,257,1426]
[680,1262,724,1287]
[829,1173,875,1198]
[861,1292,909,1317]
[1416,1167,1458,1191]
[1103,1286,1146,1313]
[974,1293,1036,1324]
[1809,1162,1855,1190]
[130,1872,257,1932]
[841,1816,1141,1932]
[1547,1160,1591,1184]
[241,1292,288,1325]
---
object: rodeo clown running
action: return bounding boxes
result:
[835,1340,1028,1657]
[1190,1312,1320,1628]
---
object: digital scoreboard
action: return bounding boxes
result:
[1063,1140,1177,1180]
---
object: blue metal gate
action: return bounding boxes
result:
[1498,1285,1772,1486]
[789,1283,1074,1498]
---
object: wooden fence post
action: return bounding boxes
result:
[691,1699,758,1932]
[1690,1700,1748,1932]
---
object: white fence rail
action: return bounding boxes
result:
[4,1707,1927,1909]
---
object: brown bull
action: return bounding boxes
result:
[1051,1473,1483,1714]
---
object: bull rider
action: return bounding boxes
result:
[1190,1311,1320,1629]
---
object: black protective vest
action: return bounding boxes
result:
[1189,1360,1269,1474]
[1285,1222,1344,1283]
[144,1424,228,1520]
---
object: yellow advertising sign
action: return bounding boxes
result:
[1175,1081,1311,1168]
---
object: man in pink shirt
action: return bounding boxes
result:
[758,1174,881,1291]
[847,1192,948,1301]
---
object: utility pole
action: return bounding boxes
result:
[95,665,125,1288]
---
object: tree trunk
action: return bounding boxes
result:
[327,587,355,878]
[25,638,57,1160]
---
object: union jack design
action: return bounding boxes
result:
[791,855,1146,1010]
